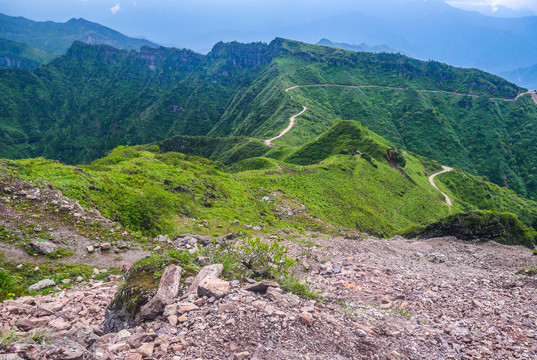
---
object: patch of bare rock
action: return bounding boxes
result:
[1,235,537,359]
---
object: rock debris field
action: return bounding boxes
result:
[1,234,537,360]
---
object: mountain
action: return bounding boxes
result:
[0,13,157,56]
[0,38,57,70]
[502,64,537,90]
[3,38,537,203]
[279,2,537,74]
[316,38,400,54]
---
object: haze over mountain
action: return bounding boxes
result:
[2,0,537,81]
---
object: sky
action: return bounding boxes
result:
[0,0,536,50]
[446,0,537,15]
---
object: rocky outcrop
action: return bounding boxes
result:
[139,265,182,321]
[1,235,537,359]
[103,261,164,333]
[197,277,230,299]
[401,210,535,247]
[187,264,223,295]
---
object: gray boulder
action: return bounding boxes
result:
[30,241,57,254]
[28,279,56,292]
[244,280,279,293]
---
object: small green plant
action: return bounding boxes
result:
[517,267,537,276]
[167,249,201,277]
[29,327,53,344]
[0,326,18,349]
[239,236,296,279]
[46,247,73,259]
[533,249,537,256]
[337,300,356,317]
[0,268,20,301]
[395,308,411,319]
[279,276,318,300]
[195,239,242,279]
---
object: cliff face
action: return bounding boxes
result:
[0,54,39,70]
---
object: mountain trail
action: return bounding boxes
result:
[428,166,453,207]
[285,83,520,102]
[515,90,537,104]
[264,104,307,146]
[264,82,522,146]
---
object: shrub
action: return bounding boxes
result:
[195,240,242,279]
[238,236,296,279]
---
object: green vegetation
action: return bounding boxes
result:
[4,108,537,240]
[0,267,18,301]
[0,256,121,301]
[239,236,295,278]
[0,38,57,70]
[400,210,536,247]
[285,120,399,166]
[0,326,18,349]
[436,169,537,227]
[107,233,313,327]
[1,37,533,206]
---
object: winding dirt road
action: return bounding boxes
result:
[428,166,453,207]
[264,105,307,146]
[515,91,537,104]
[264,84,534,146]
[284,83,521,102]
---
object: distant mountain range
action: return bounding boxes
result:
[4,1,537,87]
[316,39,400,54]
[0,13,158,69]
[501,65,537,90]
[275,1,537,76]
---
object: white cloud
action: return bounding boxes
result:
[110,3,121,15]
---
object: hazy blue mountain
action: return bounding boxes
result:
[3,1,537,77]
[277,1,537,74]
[502,65,537,90]
[316,38,400,54]
[0,13,158,56]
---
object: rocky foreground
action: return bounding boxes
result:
[1,235,537,360]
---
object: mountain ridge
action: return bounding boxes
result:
[2,38,537,202]
[0,13,158,56]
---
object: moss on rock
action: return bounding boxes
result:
[400,210,536,248]
[104,255,178,333]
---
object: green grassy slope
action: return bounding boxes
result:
[2,37,537,202]
[3,116,537,239]
[0,144,450,238]
[277,85,533,197]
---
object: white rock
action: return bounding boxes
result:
[28,279,56,292]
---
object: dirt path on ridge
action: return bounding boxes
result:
[285,83,524,102]
[428,165,453,207]
[263,83,534,147]
[264,105,307,146]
